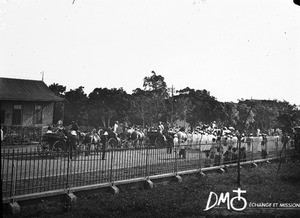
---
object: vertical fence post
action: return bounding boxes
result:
[175,141,178,175]
[66,149,70,193]
[145,146,149,180]
[198,141,201,169]
[10,149,17,202]
[198,135,203,171]
[276,136,279,158]
[251,137,254,163]
[110,142,114,185]
[9,148,21,214]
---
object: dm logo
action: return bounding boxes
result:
[204,188,247,211]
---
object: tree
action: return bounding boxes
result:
[64,86,88,125]
[176,87,221,129]
[130,88,153,127]
[48,83,66,124]
[87,88,130,128]
[49,83,66,98]
[141,71,169,124]
[277,103,300,135]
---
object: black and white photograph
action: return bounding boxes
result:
[1,0,300,217]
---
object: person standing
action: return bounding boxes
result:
[261,134,268,159]
[246,134,252,152]
[69,121,79,159]
[102,131,108,160]
[0,125,3,144]
[166,131,173,154]
[113,121,119,134]
[158,121,164,134]
[274,133,279,153]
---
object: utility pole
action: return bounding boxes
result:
[171,85,174,127]
[41,71,44,81]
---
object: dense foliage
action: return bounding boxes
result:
[49,72,300,133]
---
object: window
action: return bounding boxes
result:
[34,105,43,124]
[12,104,22,125]
[1,110,5,124]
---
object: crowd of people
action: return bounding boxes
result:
[39,119,300,164]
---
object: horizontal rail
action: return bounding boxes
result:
[2,137,296,206]
[2,156,279,205]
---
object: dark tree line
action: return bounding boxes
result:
[49,71,300,134]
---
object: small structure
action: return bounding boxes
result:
[0,78,64,142]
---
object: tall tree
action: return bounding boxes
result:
[64,86,88,125]
[176,87,221,129]
[48,83,66,124]
[142,71,169,123]
[277,102,300,134]
[131,88,153,127]
[87,88,130,128]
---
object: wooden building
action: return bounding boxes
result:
[0,77,64,127]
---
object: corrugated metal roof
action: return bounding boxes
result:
[0,77,64,102]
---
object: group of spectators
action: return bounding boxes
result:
[45,120,79,159]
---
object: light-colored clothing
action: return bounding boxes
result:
[158,124,164,134]
[1,129,3,142]
[173,137,179,148]
[113,124,118,133]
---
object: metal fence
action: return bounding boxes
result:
[1,136,295,201]
[2,126,42,145]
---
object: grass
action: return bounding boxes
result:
[3,159,300,217]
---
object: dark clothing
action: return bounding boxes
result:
[70,122,79,131]
[69,121,79,159]
[68,133,77,159]
[102,143,106,160]
[261,149,267,159]
[223,150,232,163]
[165,132,173,154]
[102,135,107,160]
[261,136,268,159]
[179,149,186,159]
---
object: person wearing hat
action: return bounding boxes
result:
[173,133,179,156]
[53,120,68,137]
[158,121,164,134]
[69,121,79,159]
[261,133,268,159]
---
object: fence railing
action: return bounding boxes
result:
[1,137,295,201]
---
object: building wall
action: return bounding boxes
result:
[0,101,54,127]
[1,101,13,125]
[23,102,34,126]
[42,102,54,126]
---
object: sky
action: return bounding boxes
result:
[1,0,300,105]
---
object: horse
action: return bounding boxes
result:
[80,129,101,154]
[124,126,145,148]
[98,128,119,149]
